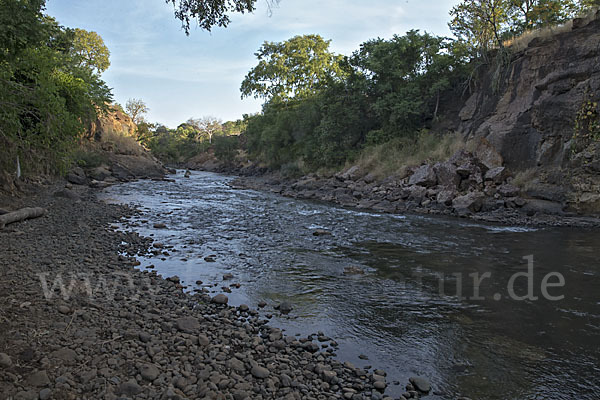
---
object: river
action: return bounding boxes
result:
[101,170,600,400]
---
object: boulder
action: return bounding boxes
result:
[409,377,431,393]
[403,185,427,203]
[436,189,457,206]
[88,166,111,181]
[452,192,485,215]
[498,184,520,197]
[433,162,460,189]
[522,199,565,215]
[448,149,474,166]
[66,167,87,185]
[473,138,503,171]
[484,166,510,183]
[409,165,437,187]
[524,183,567,203]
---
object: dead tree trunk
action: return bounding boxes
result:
[0,207,45,229]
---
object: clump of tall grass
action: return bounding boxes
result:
[356,131,465,179]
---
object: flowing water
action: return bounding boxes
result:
[101,171,600,400]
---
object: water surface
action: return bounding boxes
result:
[101,171,600,399]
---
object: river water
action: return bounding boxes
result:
[101,171,600,400]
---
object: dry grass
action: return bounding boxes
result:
[504,21,573,51]
[99,129,144,156]
[504,7,599,51]
[355,131,465,179]
[512,168,538,188]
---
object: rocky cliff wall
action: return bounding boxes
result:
[455,11,600,213]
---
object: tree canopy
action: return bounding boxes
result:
[0,0,112,174]
[166,0,280,33]
[71,28,110,73]
[240,34,346,101]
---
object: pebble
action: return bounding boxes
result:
[251,365,270,379]
[0,352,12,368]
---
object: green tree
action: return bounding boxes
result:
[449,0,511,53]
[70,28,110,73]
[0,0,112,174]
[241,34,346,101]
[351,31,464,140]
[125,98,149,124]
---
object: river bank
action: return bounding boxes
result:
[0,181,432,400]
[208,156,600,228]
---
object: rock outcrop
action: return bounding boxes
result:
[454,11,600,214]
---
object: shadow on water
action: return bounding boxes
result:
[100,171,600,400]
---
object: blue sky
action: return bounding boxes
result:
[45,0,460,128]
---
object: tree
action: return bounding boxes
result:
[166,0,280,33]
[187,116,223,143]
[125,98,149,125]
[240,34,346,101]
[71,28,110,73]
[449,0,511,53]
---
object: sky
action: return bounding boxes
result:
[45,0,461,128]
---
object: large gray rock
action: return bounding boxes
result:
[66,167,87,185]
[452,192,485,214]
[522,199,565,215]
[498,184,520,197]
[484,166,510,183]
[473,138,503,171]
[409,376,431,393]
[88,166,111,181]
[436,189,457,206]
[433,162,460,188]
[409,165,437,187]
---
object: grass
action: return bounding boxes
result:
[512,168,538,188]
[355,131,465,179]
[503,7,599,52]
[99,128,144,156]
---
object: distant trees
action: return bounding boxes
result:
[187,116,223,143]
[125,98,149,125]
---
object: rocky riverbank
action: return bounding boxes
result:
[0,181,435,400]
[226,143,600,228]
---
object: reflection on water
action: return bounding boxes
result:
[101,171,600,400]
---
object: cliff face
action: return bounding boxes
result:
[455,11,600,213]
[87,106,138,141]
[81,106,167,181]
